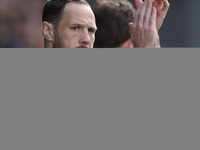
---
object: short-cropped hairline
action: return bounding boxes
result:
[42,0,90,28]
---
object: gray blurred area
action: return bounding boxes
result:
[0,0,200,47]
[1,49,200,150]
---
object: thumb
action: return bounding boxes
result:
[129,22,134,31]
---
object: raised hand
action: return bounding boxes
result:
[129,0,160,47]
[135,0,170,31]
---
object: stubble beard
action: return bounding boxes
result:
[53,30,64,48]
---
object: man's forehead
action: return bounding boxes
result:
[63,2,96,28]
[64,2,93,17]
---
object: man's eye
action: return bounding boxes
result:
[88,29,95,33]
[72,27,78,30]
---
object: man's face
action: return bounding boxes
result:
[53,3,97,48]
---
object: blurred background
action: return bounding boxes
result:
[0,0,199,48]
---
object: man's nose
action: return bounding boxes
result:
[79,30,91,45]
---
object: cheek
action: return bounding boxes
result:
[54,30,70,47]
[90,34,95,41]
[90,35,95,47]
[58,30,73,42]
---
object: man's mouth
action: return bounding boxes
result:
[76,45,89,48]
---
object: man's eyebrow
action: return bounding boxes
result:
[71,23,97,30]
[89,26,97,31]
[70,23,84,27]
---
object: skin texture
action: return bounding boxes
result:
[43,2,97,48]
[129,0,160,47]
[135,0,170,31]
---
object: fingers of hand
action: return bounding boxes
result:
[132,0,159,47]
[152,0,163,11]
[137,0,148,28]
[149,7,157,27]
[135,0,144,9]
[144,0,152,27]
[133,0,158,32]
[162,0,170,12]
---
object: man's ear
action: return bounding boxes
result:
[120,39,133,48]
[41,21,54,42]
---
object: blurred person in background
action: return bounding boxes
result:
[93,0,136,48]
[41,0,97,48]
[13,0,45,47]
[93,0,170,48]
[0,0,46,47]
[0,0,14,47]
